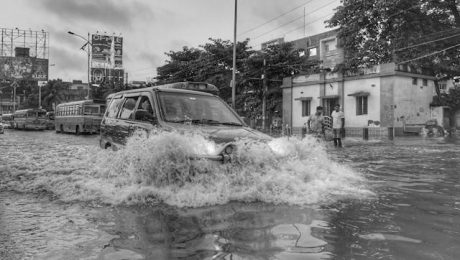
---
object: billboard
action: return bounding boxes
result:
[91,34,112,66]
[113,36,123,69]
[91,68,124,84]
[91,34,123,69]
[0,57,48,81]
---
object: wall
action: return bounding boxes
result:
[380,76,395,127]
[343,77,381,127]
[392,76,436,127]
[291,84,321,128]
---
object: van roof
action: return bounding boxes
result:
[107,82,219,98]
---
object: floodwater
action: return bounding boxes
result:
[0,130,459,259]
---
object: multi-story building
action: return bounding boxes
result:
[281,30,453,138]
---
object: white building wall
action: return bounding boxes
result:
[324,81,339,96]
[291,84,321,128]
[392,76,435,126]
[343,78,381,127]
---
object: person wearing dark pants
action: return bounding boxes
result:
[331,104,345,147]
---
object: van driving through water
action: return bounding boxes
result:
[100,82,271,162]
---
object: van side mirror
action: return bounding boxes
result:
[135,109,157,124]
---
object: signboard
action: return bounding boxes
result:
[91,68,124,84]
[113,36,123,69]
[0,57,48,81]
[91,34,123,69]
[91,34,112,64]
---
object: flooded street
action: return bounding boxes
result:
[1,130,459,259]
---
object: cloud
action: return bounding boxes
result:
[33,0,154,29]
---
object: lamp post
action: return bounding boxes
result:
[68,31,91,99]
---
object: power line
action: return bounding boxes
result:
[249,0,338,41]
[238,0,315,37]
[249,11,334,49]
[397,43,460,64]
[395,32,460,52]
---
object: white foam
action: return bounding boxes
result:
[1,131,372,207]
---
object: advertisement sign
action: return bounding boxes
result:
[91,34,112,64]
[113,36,123,69]
[0,57,48,81]
[91,68,124,84]
[91,34,123,69]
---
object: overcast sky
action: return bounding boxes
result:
[0,0,340,82]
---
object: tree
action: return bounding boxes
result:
[326,0,460,74]
[241,42,308,122]
[327,0,460,129]
[156,38,253,102]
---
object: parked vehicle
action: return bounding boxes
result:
[100,82,271,162]
[55,100,106,134]
[12,109,48,130]
[1,114,13,128]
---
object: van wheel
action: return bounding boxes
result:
[76,126,80,135]
[60,125,64,133]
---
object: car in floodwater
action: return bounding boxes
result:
[99,82,271,162]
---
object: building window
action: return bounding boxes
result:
[308,47,317,56]
[412,77,418,85]
[301,100,311,117]
[356,96,368,115]
[422,79,428,86]
[439,82,447,91]
[324,40,336,52]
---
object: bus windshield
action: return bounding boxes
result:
[158,92,242,125]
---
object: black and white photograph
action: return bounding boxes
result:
[0,0,459,259]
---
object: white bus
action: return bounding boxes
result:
[12,109,48,130]
[55,100,106,134]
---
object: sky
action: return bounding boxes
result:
[0,0,340,82]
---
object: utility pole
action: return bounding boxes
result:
[232,0,237,108]
[87,32,91,99]
[262,58,268,131]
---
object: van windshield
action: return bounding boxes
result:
[158,92,243,126]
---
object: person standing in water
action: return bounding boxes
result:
[307,106,325,139]
[331,104,345,147]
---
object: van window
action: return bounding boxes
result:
[106,98,123,118]
[134,96,157,123]
[119,97,139,120]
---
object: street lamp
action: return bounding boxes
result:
[68,31,91,99]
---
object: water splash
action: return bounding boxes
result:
[1,131,372,207]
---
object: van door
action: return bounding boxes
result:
[131,93,159,136]
[117,95,140,144]
[101,95,124,146]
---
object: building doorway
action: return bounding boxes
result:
[322,98,339,116]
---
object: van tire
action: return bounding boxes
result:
[76,125,80,135]
[60,125,64,133]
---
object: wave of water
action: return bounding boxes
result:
[0,131,372,207]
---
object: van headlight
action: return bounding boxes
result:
[224,145,234,155]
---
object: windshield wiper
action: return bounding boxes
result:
[220,122,243,126]
[169,119,221,125]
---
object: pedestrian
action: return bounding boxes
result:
[331,104,345,147]
[307,106,325,139]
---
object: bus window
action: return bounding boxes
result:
[84,106,100,115]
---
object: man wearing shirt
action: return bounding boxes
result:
[331,104,345,147]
